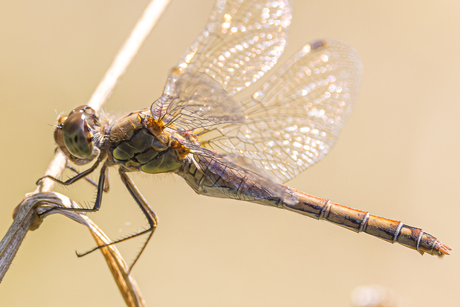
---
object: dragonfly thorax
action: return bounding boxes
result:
[107,109,188,174]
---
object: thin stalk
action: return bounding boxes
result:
[0,1,172,306]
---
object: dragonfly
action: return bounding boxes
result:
[38,0,450,270]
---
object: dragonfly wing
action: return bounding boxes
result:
[152,72,245,131]
[199,39,363,183]
[152,0,292,129]
[169,0,292,96]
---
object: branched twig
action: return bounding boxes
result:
[0,0,171,306]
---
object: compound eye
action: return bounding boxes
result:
[61,111,94,159]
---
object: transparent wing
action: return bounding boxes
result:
[151,72,245,131]
[152,0,291,132]
[197,39,363,183]
[170,0,292,96]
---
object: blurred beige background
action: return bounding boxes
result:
[0,0,459,306]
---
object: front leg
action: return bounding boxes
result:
[38,163,108,215]
[36,158,102,188]
[65,164,110,192]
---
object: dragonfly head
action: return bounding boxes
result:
[54,105,101,165]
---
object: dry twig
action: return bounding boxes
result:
[0,0,172,305]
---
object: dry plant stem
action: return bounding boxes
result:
[0,193,146,306]
[38,0,172,193]
[87,0,172,111]
[0,0,171,305]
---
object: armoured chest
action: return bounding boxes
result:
[108,110,182,174]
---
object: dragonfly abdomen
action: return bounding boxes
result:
[177,152,450,257]
[282,189,451,257]
[179,154,282,205]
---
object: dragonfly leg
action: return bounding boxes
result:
[39,164,108,217]
[77,168,158,272]
[65,164,110,192]
[36,158,102,188]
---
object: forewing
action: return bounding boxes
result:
[164,0,292,97]
[152,0,291,132]
[152,72,245,131]
[199,40,363,183]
